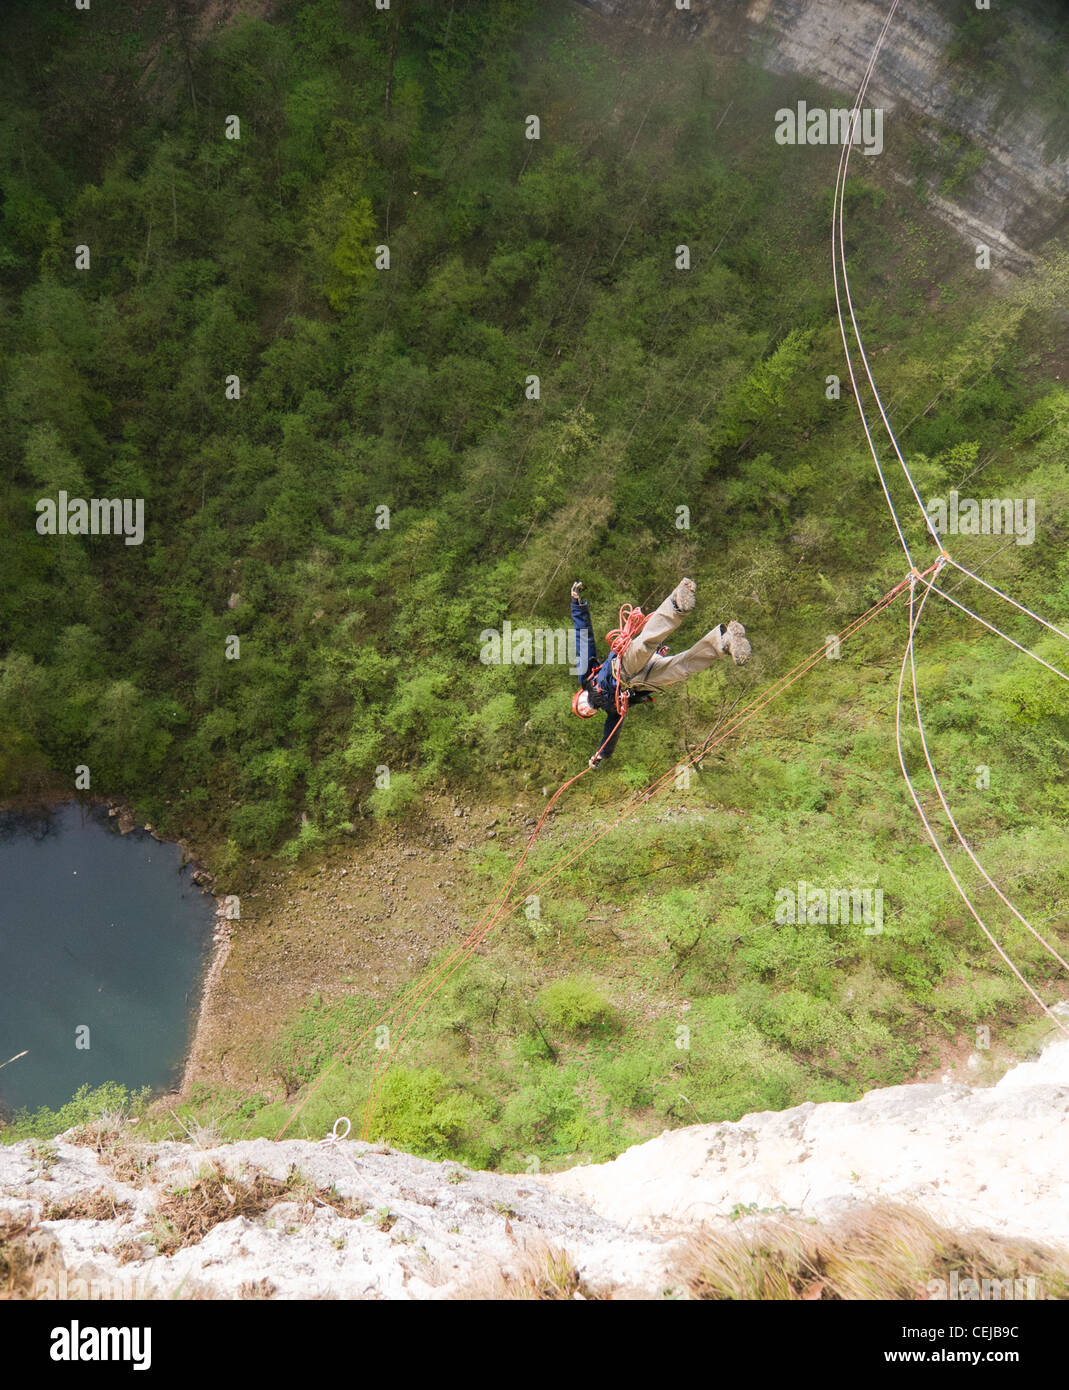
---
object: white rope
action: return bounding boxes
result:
[840,3,1069,1034]
[917,573,1069,684]
[836,14,944,554]
[905,585,1069,979]
[316,1115,366,1186]
[896,584,1067,1032]
[835,11,1069,652]
[831,0,915,565]
[946,557,1069,646]
[320,1116,352,1144]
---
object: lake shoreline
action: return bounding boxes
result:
[174,897,234,1102]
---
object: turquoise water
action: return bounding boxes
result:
[0,802,216,1115]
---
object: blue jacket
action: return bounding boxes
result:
[571,598,626,758]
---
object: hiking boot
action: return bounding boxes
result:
[670,577,696,613]
[723,619,751,666]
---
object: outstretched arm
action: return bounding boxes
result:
[570,580,598,683]
[571,581,625,768]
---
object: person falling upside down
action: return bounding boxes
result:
[570,577,751,767]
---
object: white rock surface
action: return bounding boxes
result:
[539,1037,1069,1243]
[4,1033,1068,1298]
[579,0,1069,272]
[0,1137,675,1300]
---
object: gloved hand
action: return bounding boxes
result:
[588,753,603,769]
[571,580,584,602]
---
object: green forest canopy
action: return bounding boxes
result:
[1,0,1066,856]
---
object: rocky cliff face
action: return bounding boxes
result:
[543,1033,1069,1244]
[578,0,1069,272]
[3,1027,1066,1299]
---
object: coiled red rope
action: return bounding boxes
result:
[605,604,648,656]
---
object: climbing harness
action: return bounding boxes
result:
[605,604,653,715]
[572,602,657,724]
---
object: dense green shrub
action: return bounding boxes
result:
[1,1083,148,1144]
[366,1067,497,1169]
[538,978,615,1033]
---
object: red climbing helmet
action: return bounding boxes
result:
[571,688,597,718]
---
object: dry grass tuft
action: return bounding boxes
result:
[238,1277,278,1299]
[0,1210,63,1300]
[676,1202,1069,1300]
[167,1111,222,1151]
[42,1192,133,1223]
[150,1163,365,1256]
[114,1238,149,1266]
[108,1149,158,1186]
[0,1212,36,1299]
[67,1118,157,1187]
[454,1240,612,1300]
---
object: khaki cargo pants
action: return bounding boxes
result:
[617,594,725,693]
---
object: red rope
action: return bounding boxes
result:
[606,604,649,656]
[274,568,932,1142]
[604,604,648,715]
